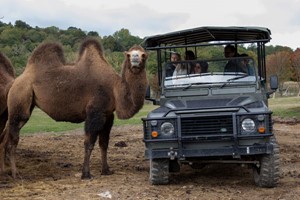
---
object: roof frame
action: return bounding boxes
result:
[143,26,271,48]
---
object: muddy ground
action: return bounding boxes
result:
[0,123,299,200]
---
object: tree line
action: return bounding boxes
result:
[0,20,299,96]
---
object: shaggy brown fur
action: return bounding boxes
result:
[0,38,148,179]
[0,52,15,138]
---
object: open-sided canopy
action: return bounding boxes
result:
[143,26,271,48]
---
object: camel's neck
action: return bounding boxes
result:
[114,61,148,119]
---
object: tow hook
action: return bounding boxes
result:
[168,147,177,160]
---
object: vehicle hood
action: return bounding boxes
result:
[147,96,265,118]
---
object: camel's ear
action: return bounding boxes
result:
[141,52,148,60]
[124,51,130,59]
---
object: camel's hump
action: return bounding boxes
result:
[78,38,104,58]
[0,52,15,77]
[29,42,66,66]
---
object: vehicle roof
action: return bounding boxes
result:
[143,26,271,48]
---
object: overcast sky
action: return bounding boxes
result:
[1,0,300,49]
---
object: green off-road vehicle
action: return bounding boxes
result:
[142,26,280,187]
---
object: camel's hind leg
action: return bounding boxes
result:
[0,110,10,165]
[98,113,114,175]
[0,110,8,134]
[5,104,33,178]
[0,110,8,173]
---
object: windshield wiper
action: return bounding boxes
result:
[220,74,249,88]
[182,83,192,90]
[182,82,211,90]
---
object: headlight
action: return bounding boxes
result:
[241,118,256,132]
[160,122,175,136]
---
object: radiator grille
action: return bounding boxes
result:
[180,115,233,136]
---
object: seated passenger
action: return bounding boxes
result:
[224,58,247,73]
[224,44,237,58]
[173,63,187,76]
[184,50,196,60]
[165,52,181,77]
[239,53,255,75]
[192,61,208,74]
[224,44,244,73]
[173,50,195,76]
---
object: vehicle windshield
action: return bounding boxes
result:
[164,57,257,88]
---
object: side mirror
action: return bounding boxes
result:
[267,75,278,98]
[270,75,278,90]
[145,85,151,99]
[145,85,157,104]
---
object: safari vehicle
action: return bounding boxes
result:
[142,26,280,187]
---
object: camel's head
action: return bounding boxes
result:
[125,45,148,74]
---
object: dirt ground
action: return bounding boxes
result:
[0,122,299,200]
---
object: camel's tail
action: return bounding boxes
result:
[0,52,15,77]
[78,38,106,61]
[28,42,66,67]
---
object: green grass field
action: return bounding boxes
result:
[20,97,299,135]
[269,96,300,119]
[20,104,157,135]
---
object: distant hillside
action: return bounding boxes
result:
[0,20,143,75]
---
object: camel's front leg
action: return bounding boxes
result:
[81,133,97,179]
[9,143,18,178]
[98,133,111,175]
[98,113,114,175]
[7,123,22,179]
[0,125,9,175]
[0,146,5,174]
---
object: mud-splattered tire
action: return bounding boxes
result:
[149,159,169,185]
[253,136,280,188]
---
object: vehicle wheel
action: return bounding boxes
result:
[149,158,169,185]
[253,136,280,188]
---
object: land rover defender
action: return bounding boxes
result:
[142,26,280,187]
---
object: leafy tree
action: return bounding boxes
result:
[87,31,99,37]
[102,35,118,51]
[266,51,292,96]
[59,27,86,48]
[113,28,143,51]
[290,48,300,96]
[265,45,293,56]
[105,51,124,73]
[25,29,46,43]
[44,26,60,35]
[0,27,23,46]
[15,20,32,29]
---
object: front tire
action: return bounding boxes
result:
[253,136,280,188]
[149,158,169,185]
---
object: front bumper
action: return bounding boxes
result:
[145,142,274,160]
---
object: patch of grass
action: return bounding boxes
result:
[21,104,157,135]
[21,109,84,135]
[20,97,299,135]
[269,96,300,119]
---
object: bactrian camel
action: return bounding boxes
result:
[0,38,148,179]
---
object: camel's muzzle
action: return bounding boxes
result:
[131,57,140,67]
